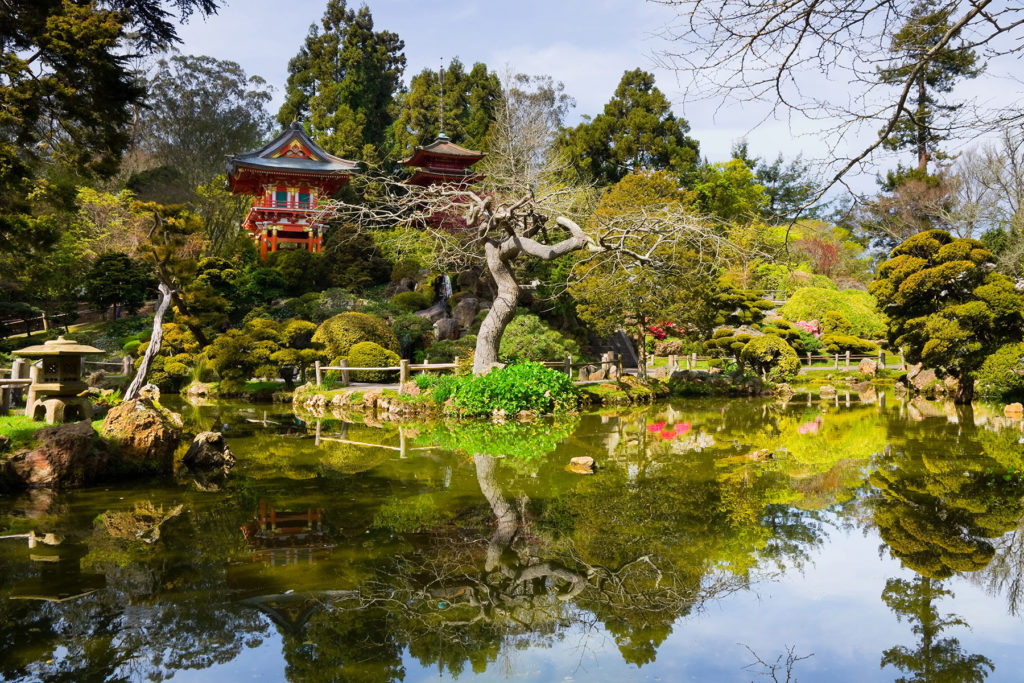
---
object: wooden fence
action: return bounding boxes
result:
[645,348,905,373]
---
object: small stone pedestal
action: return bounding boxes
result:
[14,337,105,424]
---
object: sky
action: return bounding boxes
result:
[170,0,1020,195]
[172,0,808,162]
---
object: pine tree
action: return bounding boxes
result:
[555,69,699,186]
[391,59,501,156]
[277,0,405,160]
[878,0,983,174]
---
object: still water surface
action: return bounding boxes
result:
[2,393,1024,681]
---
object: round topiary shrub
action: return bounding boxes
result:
[976,342,1024,399]
[348,341,400,382]
[740,335,802,382]
[390,289,434,313]
[821,333,878,354]
[312,312,399,359]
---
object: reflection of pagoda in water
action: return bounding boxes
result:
[240,499,333,566]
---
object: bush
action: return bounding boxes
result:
[313,312,399,359]
[821,333,878,354]
[976,342,1024,399]
[740,335,802,382]
[392,313,435,357]
[760,319,805,353]
[448,361,579,416]
[390,258,422,283]
[778,287,887,337]
[426,335,477,363]
[414,373,460,403]
[706,328,753,357]
[348,341,400,382]
[390,289,434,313]
[821,310,852,335]
[499,312,582,362]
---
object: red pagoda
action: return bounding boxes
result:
[400,133,485,187]
[227,122,358,259]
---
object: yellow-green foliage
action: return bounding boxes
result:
[821,333,878,354]
[778,287,886,337]
[740,335,801,381]
[348,341,400,382]
[138,323,200,392]
[976,342,1024,399]
[390,288,434,313]
[706,328,753,357]
[313,312,399,359]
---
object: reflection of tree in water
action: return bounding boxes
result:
[870,410,1024,683]
[881,576,993,683]
[871,413,1024,579]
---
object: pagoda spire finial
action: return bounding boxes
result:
[438,58,446,138]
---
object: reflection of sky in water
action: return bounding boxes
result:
[5,396,1024,681]
[164,524,1024,682]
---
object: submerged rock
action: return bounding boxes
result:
[565,456,596,474]
[182,431,235,475]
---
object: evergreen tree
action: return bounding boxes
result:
[878,0,983,174]
[84,253,153,319]
[391,59,501,156]
[277,0,405,160]
[555,69,699,185]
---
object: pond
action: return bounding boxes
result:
[2,392,1024,682]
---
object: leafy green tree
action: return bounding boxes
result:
[391,59,501,156]
[740,334,801,381]
[135,54,274,193]
[0,0,218,254]
[555,69,699,185]
[869,230,1024,402]
[84,252,152,319]
[277,0,405,159]
[692,159,767,222]
[731,143,822,220]
[878,1,983,173]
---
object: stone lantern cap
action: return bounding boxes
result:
[14,336,105,358]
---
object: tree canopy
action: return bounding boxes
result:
[555,69,699,186]
[277,0,405,159]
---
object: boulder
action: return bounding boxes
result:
[101,398,182,473]
[910,368,937,394]
[139,383,160,401]
[3,421,108,489]
[819,384,837,399]
[943,375,959,395]
[565,455,596,474]
[452,297,480,329]
[589,370,607,382]
[906,363,923,381]
[185,382,213,398]
[894,381,908,397]
[858,359,878,377]
[434,318,461,341]
[1006,403,1023,420]
[577,365,595,381]
[181,431,235,475]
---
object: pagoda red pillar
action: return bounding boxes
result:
[260,232,268,260]
[271,229,278,253]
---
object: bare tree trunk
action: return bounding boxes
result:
[474,242,520,374]
[125,283,172,401]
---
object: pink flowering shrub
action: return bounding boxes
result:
[793,320,821,338]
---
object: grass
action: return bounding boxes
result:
[0,415,47,448]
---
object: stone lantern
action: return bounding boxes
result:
[14,336,105,424]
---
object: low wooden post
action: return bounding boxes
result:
[879,349,886,368]
[806,352,812,367]
[845,351,851,369]
[834,353,839,370]
[616,353,623,379]
[121,355,133,376]
[685,354,691,370]
[339,359,350,386]
[314,360,322,387]
[692,352,697,369]
[899,348,906,371]
[399,359,410,392]
[11,358,26,405]
[565,354,572,376]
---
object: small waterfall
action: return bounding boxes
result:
[436,274,453,304]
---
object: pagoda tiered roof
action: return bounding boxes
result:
[227,122,358,195]
[400,133,485,187]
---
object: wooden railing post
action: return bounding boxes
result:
[899,348,906,371]
[879,349,885,368]
[845,351,850,369]
[616,353,623,379]
[692,352,697,370]
[834,353,839,370]
[24,363,38,417]
[565,354,572,376]
[399,359,409,391]
[340,359,350,386]
[121,355,133,376]
[315,360,322,387]
[806,352,812,367]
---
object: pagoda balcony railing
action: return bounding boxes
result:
[254,198,318,210]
